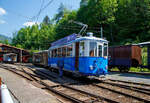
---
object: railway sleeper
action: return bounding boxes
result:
[93,84,150,103]
[99,81,150,95]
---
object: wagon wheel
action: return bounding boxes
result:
[124,67,130,72]
[118,66,124,72]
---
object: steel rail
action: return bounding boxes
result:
[99,81,150,95]
[61,84,119,103]
[21,67,98,103]
[93,84,150,103]
[23,66,119,103]
[0,65,85,103]
[108,79,150,86]
[18,64,150,103]
[14,64,150,103]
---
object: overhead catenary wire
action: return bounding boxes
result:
[31,0,54,22]
[36,0,45,23]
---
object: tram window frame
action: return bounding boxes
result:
[66,44,73,57]
[89,41,97,57]
[62,47,67,57]
[79,41,85,57]
[58,48,62,57]
[52,49,57,57]
[103,43,108,57]
[98,45,103,57]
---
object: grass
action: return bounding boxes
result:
[130,67,150,72]
[110,67,150,73]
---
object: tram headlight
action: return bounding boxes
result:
[89,65,93,70]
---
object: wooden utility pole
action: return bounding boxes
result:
[101,26,103,38]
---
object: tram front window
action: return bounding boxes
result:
[98,45,102,57]
[104,43,108,57]
[79,42,85,56]
[89,42,97,57]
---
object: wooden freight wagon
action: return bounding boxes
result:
[108,45,142,72]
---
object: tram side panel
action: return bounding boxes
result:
[49,57,108,76]
[78,57,108,75]
[48,45,108,76]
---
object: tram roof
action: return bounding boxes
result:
[49,36,108,50]
[138,41,150,46]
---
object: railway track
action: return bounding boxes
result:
[13,64,150,103]
[99,80,150,95]
[108,79,150,87]
[0,64,119,103]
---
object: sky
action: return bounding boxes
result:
[0,0,81,38]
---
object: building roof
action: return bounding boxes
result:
[0,43,29,52]
[34,50,48,54]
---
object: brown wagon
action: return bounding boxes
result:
[108,45,142,72]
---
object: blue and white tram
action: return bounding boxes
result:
[48,33,108,76]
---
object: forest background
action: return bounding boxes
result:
[1,0,150,51]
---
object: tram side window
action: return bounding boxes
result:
[79,42,85,56]
[89,42,97,57]
[67,45,73,57]
[62,47,66,57]
[58,48,62,57]
[52,49,57,57]
[51,50,54,57]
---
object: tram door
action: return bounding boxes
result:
[97,43,103,57]
[75,42,79,70]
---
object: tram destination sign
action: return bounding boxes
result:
[51,33,77,47]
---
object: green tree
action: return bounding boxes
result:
[80,0,89,7]
[43,15,51,25]
[114,0,150,44]
[54,3,69,23]
[77,0,118,42]
[54,10,77,40]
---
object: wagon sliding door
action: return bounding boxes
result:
[75,42,79,71]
